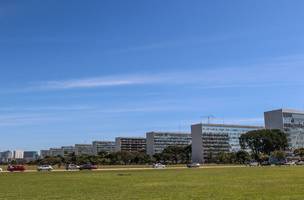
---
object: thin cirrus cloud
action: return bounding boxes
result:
[23,53,304,91]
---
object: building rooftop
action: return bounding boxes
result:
[192,123,264,129]
[265,108,304,115]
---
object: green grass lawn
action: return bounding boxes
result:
[0,166,304,200]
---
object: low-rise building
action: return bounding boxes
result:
[92,141,115,155]
[146,132,191,156]
[115,137,146,152]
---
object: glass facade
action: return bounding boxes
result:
[146,132,191,155]
[282,112,304,149]
[92,141,115,155]
[202,124,263,152]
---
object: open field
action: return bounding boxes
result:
[1,166,304,200]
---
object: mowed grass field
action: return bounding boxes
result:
[0,167,304,200]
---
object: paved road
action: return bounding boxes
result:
[0,165,245,173]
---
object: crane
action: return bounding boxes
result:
[200,115,215,124]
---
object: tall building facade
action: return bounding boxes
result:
[13,150,24,159]
[40,150,50,158]
[191,123,262,163]
[146,132,191,156]
[61,146,75,156]
[92,141,115,155]
[49,148,64,157]
[265,109,304,149]
[0,151,12,163]
[115,137,146,152]
[75,144,94,156]
[23,151,38,162]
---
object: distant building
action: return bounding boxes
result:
[49,148,64,157]
[191,123,262,163]
[75,144,93,156]
[92,141,115,155]
[146,132,191,156]
[23,151,38,162]
[40,150,50,158]
[265,109,304,149]
[13,150,24,159]
[0,151,12,163]
[115,137,146,152]
[61,146,75,156]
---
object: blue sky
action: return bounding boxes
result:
[1,0,304,151]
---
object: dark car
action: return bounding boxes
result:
[79,164,97,170]
[7,165,25,172]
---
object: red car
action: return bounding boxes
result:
[7,165,26,172]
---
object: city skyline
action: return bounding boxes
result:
[2,1,304,150]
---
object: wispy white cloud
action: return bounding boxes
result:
[15,53,304,91]
[29,75,167,90]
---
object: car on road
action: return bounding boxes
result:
[79,164,97,170]
[187,163,200,168]
[296,160,304,165]
[153,163,166,169]
[285,161,296,166]
[37,165,53,171]
[248,161,259,167]
[7,165,25,172]
[66,164,80,171]
[0,168,2,172]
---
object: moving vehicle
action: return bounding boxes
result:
[7,165,25,172]
[66,164,80,170]
[248,161,259,167]
[285,161,296,166]
[187,163,200,168]
[79,164,97,170]
[0,168,2,172]
[296,160,304,165]
[37,165,53,171]
[153,163,166,169]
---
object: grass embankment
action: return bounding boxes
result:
[0,166,303,200]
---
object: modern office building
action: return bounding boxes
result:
[49,148,64,157]
[146,132,191,156]
[61,146,75,156]
[191,123,263,163]
[23,151,38,162]
[115,137,146,152]
[0,151,12,163]
[75,144,94,156]
[265,109,304,149]
[13,150,24,159]
[92,141,115,155]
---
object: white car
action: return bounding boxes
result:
[37,165,53,171]
[285,161,296,166]
[66,164,80,170]
[0,168,2,172]
[187,163,200,168]
[249,161,259,167]
[153,163,166,169]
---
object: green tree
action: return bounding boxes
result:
[235,150,250,164]
[240,129,288,160]
[294,148,304,159]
